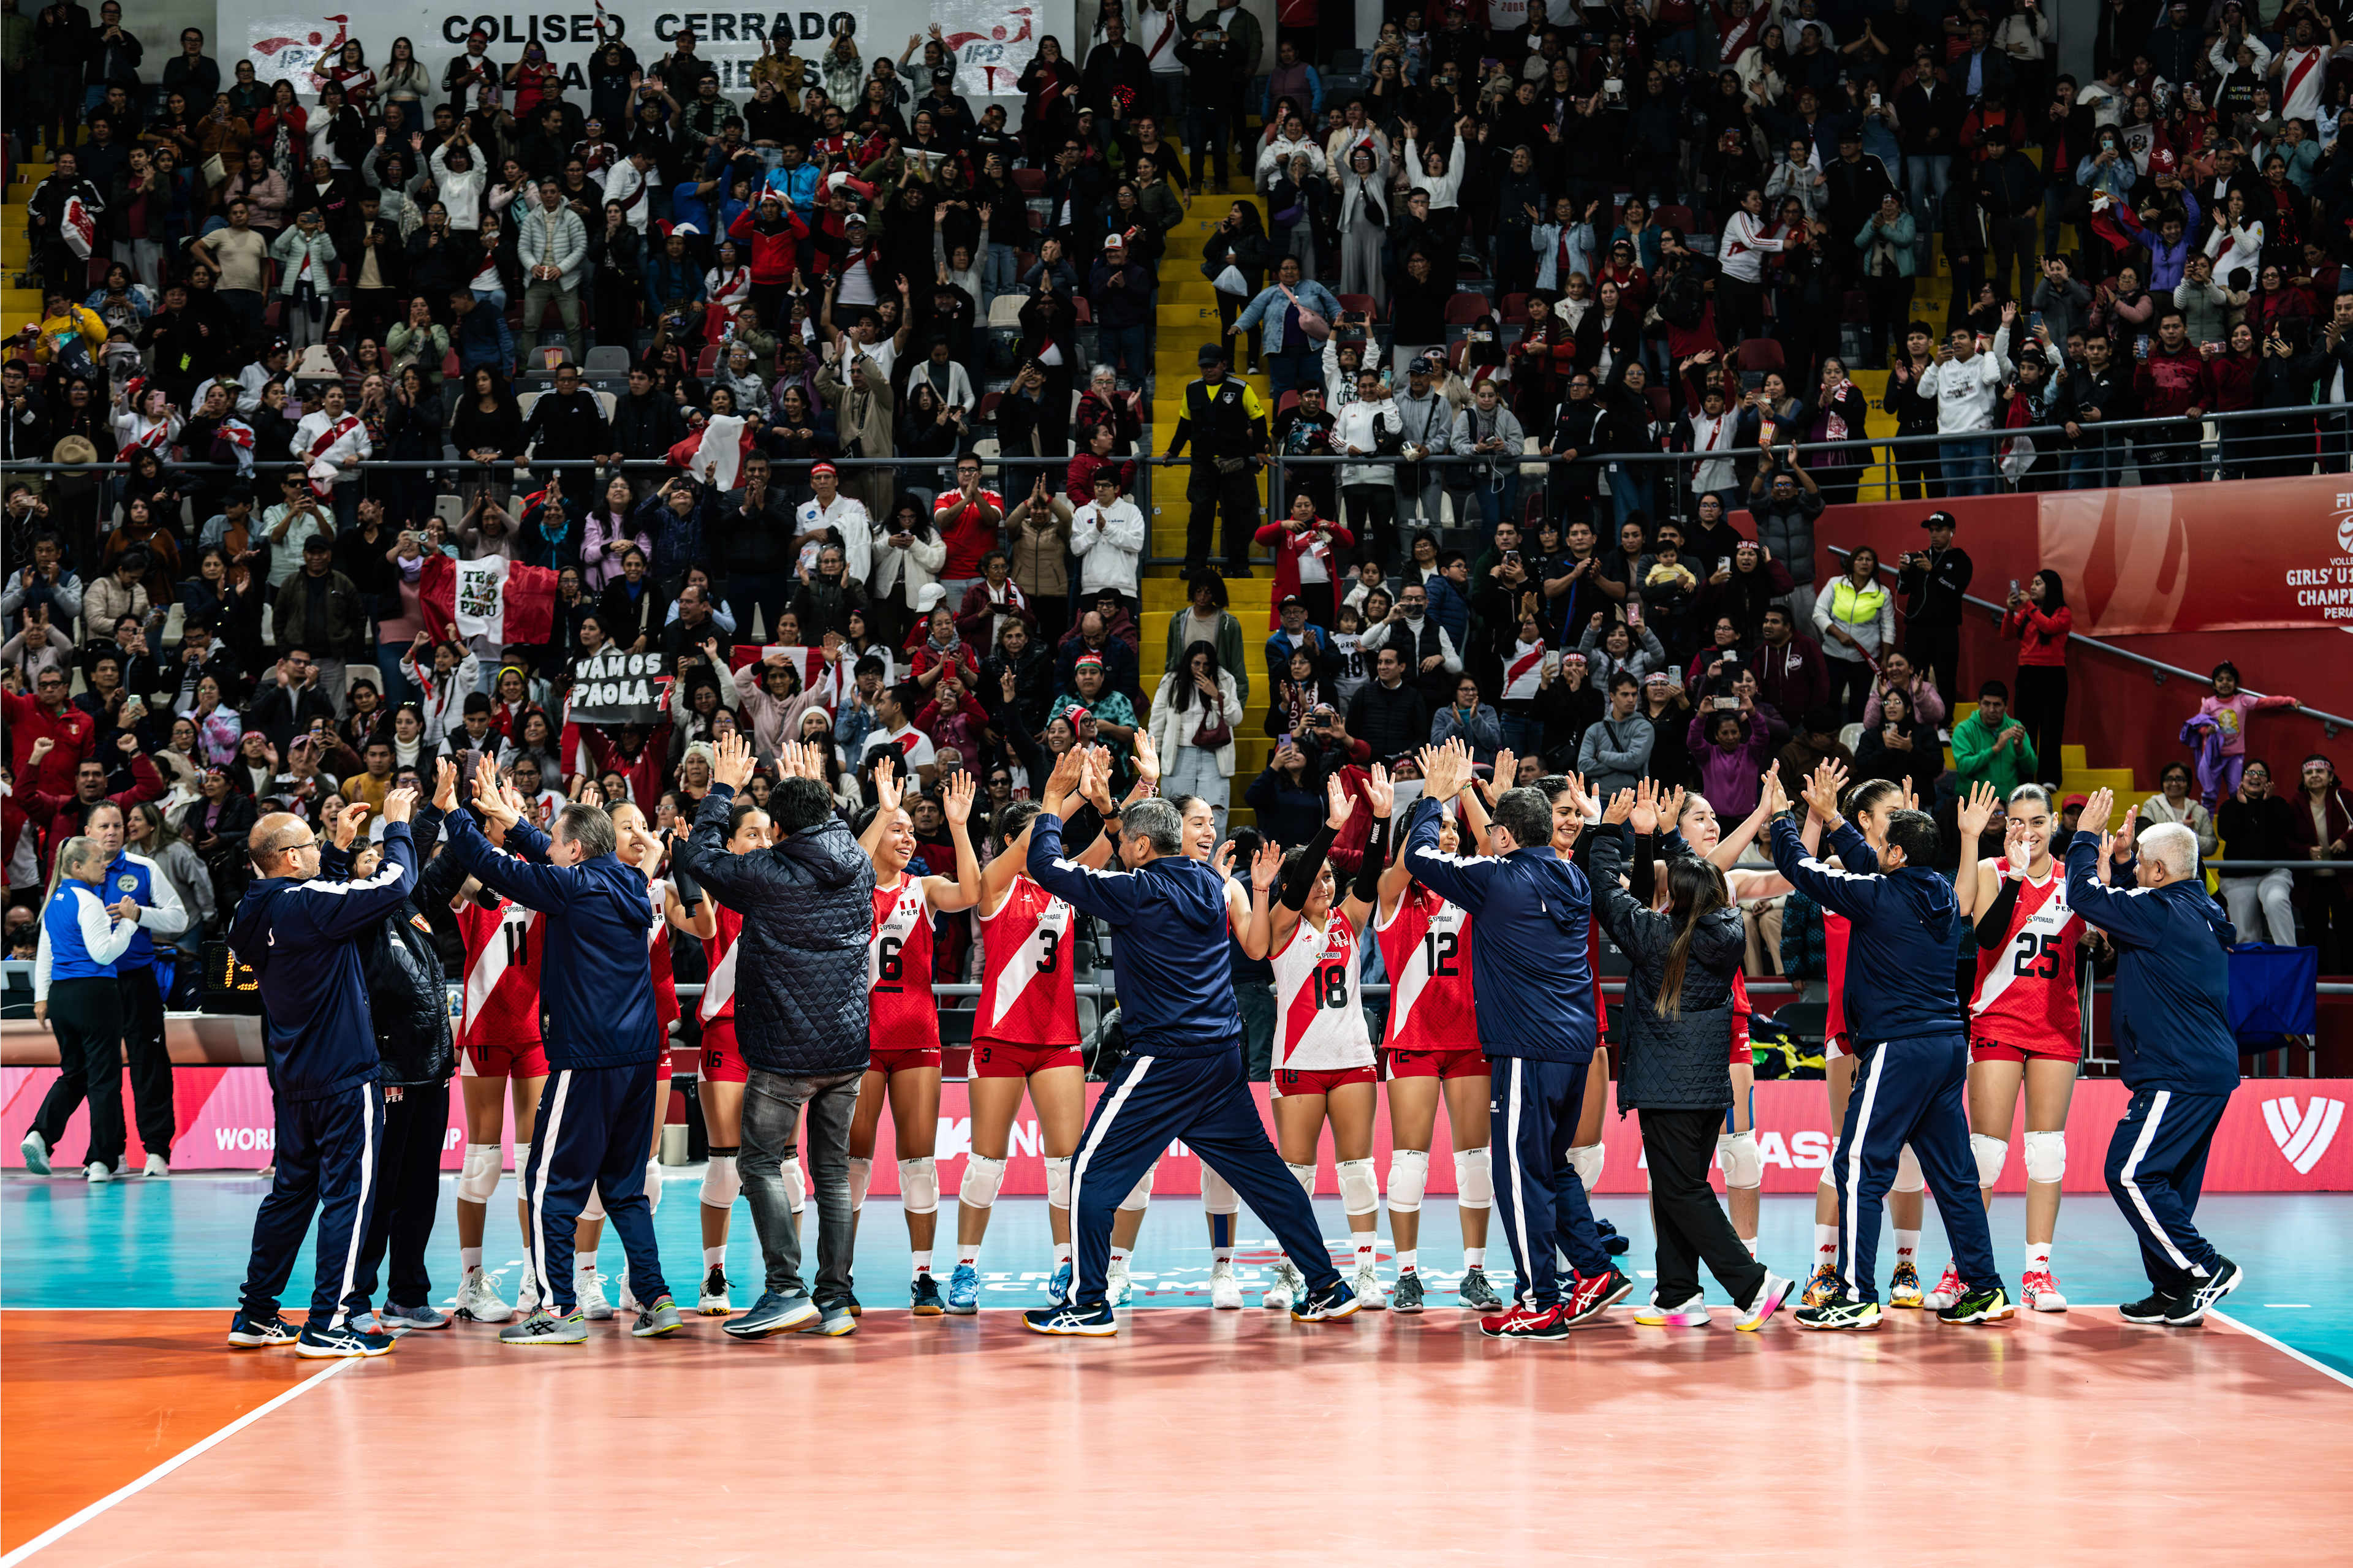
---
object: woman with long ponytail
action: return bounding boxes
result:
[1586,777,1794,1331]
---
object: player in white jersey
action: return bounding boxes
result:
[1242,769,1393,1308]
[668,796,774,1313]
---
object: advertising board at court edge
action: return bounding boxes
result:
[225,1,1062,100]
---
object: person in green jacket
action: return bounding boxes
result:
[1162,570,1250,706]
[1952,677,2040,796]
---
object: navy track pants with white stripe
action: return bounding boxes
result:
[525,1061,670,1312]
[1489,1057,1612,1309]
[2104,1087,2231,1297]
[1832,1034,2003,1304]
[1066,1043,1339,1309]
[238,1081,384,1329]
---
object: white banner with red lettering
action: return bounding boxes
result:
[7,1071,2347,1192]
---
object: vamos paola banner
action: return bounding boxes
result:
[221,0,1064,102]
[7,1071,2348,1193]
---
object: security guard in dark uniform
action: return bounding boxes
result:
[1161,343,1267,578]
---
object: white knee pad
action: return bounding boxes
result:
[2023,1129,2067,1185]
[1336,1157,1379,1217]
[1716,1130,1763,1190]
[1286,1161,1319,1199]
[457,1142,502,1205]
[782,1156,806,1216]
[644,1157,663,1215]
[1200,1163,1239,1216]
[699,1150,740,1210]
[1567,1143,1604,1189]
[1819,1167,1838,1194]
[847,1156,873,1213]
[898,1156,939,1216]
[1120,1165,1156,1211]
[1453,1148,1493,1210]
[1044,1155,1072,1210]
[580,1185,605,1222]
[1895,1143,1927,1195]
[960,1153,1007,1210]
[1386,1148,1430,1213]
[1969,1133,2007,1190]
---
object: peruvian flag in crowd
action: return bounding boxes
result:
[419,553,558,646]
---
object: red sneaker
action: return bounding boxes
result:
[1477,1302,1571,1340]
[1563,1266,1633,1326]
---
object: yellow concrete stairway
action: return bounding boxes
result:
[4,157,48,341]
[1147,187,1272,565]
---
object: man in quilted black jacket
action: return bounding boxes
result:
[678,735,876,1338]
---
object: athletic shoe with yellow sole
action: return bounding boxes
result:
[1800,1262,1842,1308]
[1888,1259,1925,1308]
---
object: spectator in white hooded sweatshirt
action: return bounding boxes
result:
[1919,316,2014,498]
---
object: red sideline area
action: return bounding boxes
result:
[7,1065,2345,1194]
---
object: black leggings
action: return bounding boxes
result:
[33,977,127,1170]
[2013,665,2069,782]
[1640,1105,1768,1311]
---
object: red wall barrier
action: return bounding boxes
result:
[9,1067,2344,1194]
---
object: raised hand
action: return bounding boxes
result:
[1603,787,1637,825]
[1249,839,1283,892]
[1629,776,1659,836]
[1042,744,1086,813]
[1490,748,1517,793]
[1955,779,2002,844]
[1659,786,1687,830]
[2111,803,2139,862]
[1213,839,1238,880]
[873,754,903,817]
[1362,762,1395,818]
[942,768,976,826]
[431,757,461,813]
[1324,771,1358,831]
[380,786,420,826]
[1129,729,1161,789]
[1803,760,1848,825]
[1079,747,1114,815]
[713,730,757,791]
[331,800,372,849]
[2076,787,2114,839]
[1761,764,1790,817]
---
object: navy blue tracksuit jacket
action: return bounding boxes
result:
[2065,838,2243,1295]
[1027,815,1339,1309]
[440,809,670,1311]
[230,810,438,1327]
[1770,818,2003,1303]
[1402,797,1611,1308]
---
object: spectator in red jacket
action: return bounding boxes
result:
[2131,306,2210,485]
[727,190,812,336]
[16,734,166,873]
[5,673,97,798]
[2002,569,2072,787]
[1252,491,1355,631]
[1750,603,1828,721]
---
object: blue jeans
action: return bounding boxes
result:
[1468,472,1521,531]
[1942,436,1998,498]
[982,242,1018,308]
[1499,710,1543,759]
[1099,323,1151,382]
[472,286,517,371]
[1265,345,1319,400]
[1904,155,1950,272]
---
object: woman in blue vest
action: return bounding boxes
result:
[25,838,142,1184]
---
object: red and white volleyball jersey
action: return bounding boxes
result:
[647,879,681,1037]
[1373,887,1477,1052]
[1824,909,1851,1043]
[1500,638,1551,702]
[976,876,1078,1045]
[454,897,542,1052]
[870,877,941,1050]
[1969,860,2083,1051]
[699,901,745,1024]
[1270,912,1374,1072]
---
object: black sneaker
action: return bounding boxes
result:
[1290,1278,1363,1322]
[1936,1284,2017,1325]
[1458,1266,1503,1310]
[841,1287,863,1319]
[1391,1271,1427,1314]
[226,1309,298,1348]
[1023,1300,1117,1336]
[1794,1293,1884,1331]
[910,1272,945,1316]
[2119,1293,2181,1325]
[2169,1257,2243,1325]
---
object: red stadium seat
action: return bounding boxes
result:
[1732,338,1785,374]
[1646,385,1674,423]
[695,344,719,377]
[1653,204,1696,233]
[1500,292,1530,323]
[976,391,1002,422]
[1276,390,1300,416]
[1336,293,1376,320]
[1012,169,1046,197]
[1443,294,1490,325]
[1072,295,1091,323]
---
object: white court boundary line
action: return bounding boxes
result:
[2211,1310,2353,1392]
[0,1357,358,1566]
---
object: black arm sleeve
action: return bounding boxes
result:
[670,858,705,910]
[1629,825,1658,906]
[1279,822,1338,911]
[1351,816,1390,907]
[1973,875,2021,951]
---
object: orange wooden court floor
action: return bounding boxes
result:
[5,1306,2349,1565]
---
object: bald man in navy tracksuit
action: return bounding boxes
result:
[1401,760,1630,1339]
[437,772,676,1344]
[1770,805,2011,1330]
[1020,798,1354,1336]
[2064,799,2245,1326]
[229,790,441,1359]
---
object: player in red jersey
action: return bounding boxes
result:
[443,805,552,1325]
[669,795,775,1315]
[1796,771,1929,1307]
[852,758,979,1314]
[1243,769,1392,1309]
[1372,779,1501,1315]
[945,748,1130,1316]
[1942,782,2093,1312]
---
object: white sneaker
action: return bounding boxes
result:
[1264,1259,1305,1311]
[577,1271,615,1320]
[616,1270,639,1314]
[1923,1261,1965,1311]
[454,1266,513,1324]
[1208,1258,1244,1310]
[19,1131,50,1175]
[644,1159,664,1214]
[697,1263,732,1316]
[516,1268,543,1317]
[1351,1260,1388,1310]
[85,1161,113,1184]
[1106,1257,1134,1307]
[142,1153,170,1178]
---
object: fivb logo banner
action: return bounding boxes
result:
[2263,1096,2344,1175]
